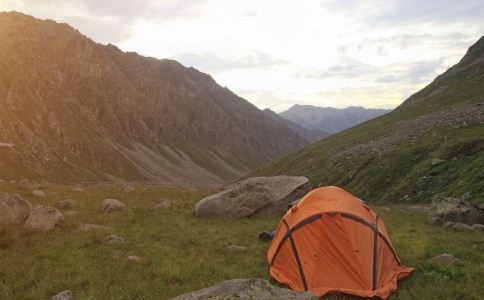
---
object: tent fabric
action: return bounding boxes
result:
[267,186,414,299]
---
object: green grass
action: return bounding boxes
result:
[0,183,483,299]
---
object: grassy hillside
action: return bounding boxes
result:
[256,36,484,204]
[0,183,482,299]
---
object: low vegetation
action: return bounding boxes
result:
[0,183,482,299]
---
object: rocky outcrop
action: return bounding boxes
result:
[0,12,310,187]
[0,192,63,232]
[0,192,31,225]
[103,199,126,213]
[23,204,64,232]
[170,278,317,300]
[195,176,311,219]
[427,197,484,225]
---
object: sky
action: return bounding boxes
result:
[1,0,483,112]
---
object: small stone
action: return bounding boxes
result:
[428,253,461,265]
[472,224,484,230]
[123,186,135,192]
[127,255,140,261]
[431,159,445,166]
[79,224,107,230]
[32,189,46,197]
[49,289,72,300]
[18,179,41,190]
[106,235,126,244]
[102,199,126,213]
[443,222,473,231]
[153,199,171,210]
[0,179,6,183]
[71,187,84,192]
[226,245,247,252]
[55,199,76,210]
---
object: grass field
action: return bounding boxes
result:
[0,183,483,299]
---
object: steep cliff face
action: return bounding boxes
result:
[0,12,308,187]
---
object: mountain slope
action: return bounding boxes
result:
[257,36,484,203]
[280,105,391,133]
[262,108,329,143]
[0,12,309,187]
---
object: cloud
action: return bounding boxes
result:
[174,51,287,73]
[376,58,446,84]
[0,0,481,111]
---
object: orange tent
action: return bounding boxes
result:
[267,186,413,299]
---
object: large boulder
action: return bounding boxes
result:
[23,204,64,232]
[170,278,317,300]
[0,192,31,225]
[427,196,484,225]
[195,176,311,219]
[102,199,126,213]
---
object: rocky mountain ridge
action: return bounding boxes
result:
[258,36,484,203]
[0,11,309,187]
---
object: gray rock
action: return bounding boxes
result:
[195,176,311,219]
[428,253,461,265]
[170,278,317,300]
[32,189,46,197]
[79,224,108,231]
[106,234,126,244]
[64,211,78,217]
[427,196,484,225]
[103,199,126,213]
[127,255,141,261]
[153,199,171,210]
[226,245,247,252]
[443,222,474,231]
[49,289,72,300]
[0,192,31,225]
[431,158,445,166]
[123,186,135,192]
[472,224,484,230]
[55,199,76,210]
[407,205,431,213]
[18,179,42,190]
[0,142,15,148]
[23,205,64,232]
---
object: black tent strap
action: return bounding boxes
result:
[269,214,322,266]
[281,220,309,291]
[339,212,400,264]
[372,214,379,290]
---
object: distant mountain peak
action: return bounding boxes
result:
[280,105,391,133]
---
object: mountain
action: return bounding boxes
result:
[262,109,329,143]
[0,12,310,187]
[280,105,391,133]
[257,36,484,203]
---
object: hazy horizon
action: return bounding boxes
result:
[1,0,482,112]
